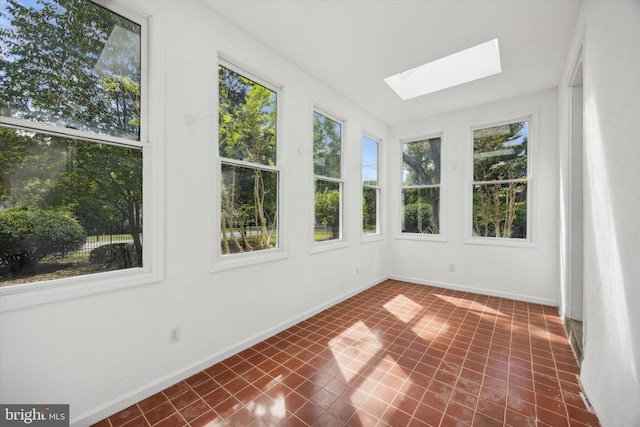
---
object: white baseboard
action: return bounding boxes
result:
[72,276,386,427]
[388,274,558,307]
[73,274,557,425]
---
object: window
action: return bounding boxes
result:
[401,137,441,234]
[362,135,380,235]
[313,111,343,243]
[218,64,279,255]
[472,120,529,239]
[0,0,146,289]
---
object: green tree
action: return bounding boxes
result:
[0,0,144,267]
[218,66,278,254]
[362,187,377,234]
[401,188,438,234]
[0,127,67,209]
[60,141,143,263]
[313,112,341,178]
[402,138,441,233]
[315,184,340,239]
[1,0,141,138]
[472,123,527,238]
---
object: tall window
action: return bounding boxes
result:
[218,64,279,255]
[472,120,528,239]
[313,111,343,242]
[0,0,145,287]
[362,135,380,235]
[401,137,441,234]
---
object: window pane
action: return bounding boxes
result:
[362,187,377,235]
[314,179,340,242]
[1,0,142,140]
[362,136,378,185]
[402,137,441,186]
[0,126,143,286]
[219,66,277,166]
[220,164,278,254]
[401,188,439,234]
[473,122,528,181]
[472,182,527,238]
[313,112,341,178]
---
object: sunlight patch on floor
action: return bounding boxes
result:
[383,294,423,323]
[330,320,382,382]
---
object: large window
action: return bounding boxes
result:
[313,111,343,242]
[472,120,529,239]
[0,0,146,288]
[362,135,380,236]
[218,64,279,255]
[401,137,441,234]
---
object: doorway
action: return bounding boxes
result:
[566,52,584,364]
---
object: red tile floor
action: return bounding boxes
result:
[93,280,600,426]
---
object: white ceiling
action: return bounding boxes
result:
[204,0,582,126]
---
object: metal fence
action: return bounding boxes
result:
[74,222,140,258]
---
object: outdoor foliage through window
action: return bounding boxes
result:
[362,136,379,235]
[218,65,278,255]
[472,121,528,239]
[0,0,141,140]
[401,137,441,234]
[313,112,342,242]
[0,0,144,287]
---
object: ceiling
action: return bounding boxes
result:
[204,0,582,126]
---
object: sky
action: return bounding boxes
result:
[362,135,378,183]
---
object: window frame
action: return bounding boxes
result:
[465,113,534,246]
[361,133,382,240]
[398,134,444,241]
[311,107,346,252]
[212,58,286,271]
[0,0,163,312]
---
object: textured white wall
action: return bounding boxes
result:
[558,1,640,426]
[0,2,389,425]
[388,89,560,305]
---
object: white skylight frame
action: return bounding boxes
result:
[384,39,502,100]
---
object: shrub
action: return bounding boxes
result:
[0,208,86,272]
[89,243,138,270]
[402,201,436,233]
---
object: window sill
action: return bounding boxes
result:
[310,239,349,254]
[211,248,288,272]
[0,268,163,312]
[395,233,446,242]
[464,236,535,248]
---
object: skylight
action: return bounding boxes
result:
[384,39,502,100]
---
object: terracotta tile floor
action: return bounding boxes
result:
[93,280,600,426]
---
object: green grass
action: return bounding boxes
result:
[86,234,133,243]
[0,254,101,286]
[314,231,336,242]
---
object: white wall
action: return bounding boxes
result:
[559,1,640,426]
[0,2,389,425]
[4,1,637,426]
[388,90,560,305]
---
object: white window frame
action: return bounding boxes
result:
[212,58,286,271]
[362,133,383,240]
[0,0,164,312]
[311,107,346,253]
[465,113,534,247]
[398,134,444,241]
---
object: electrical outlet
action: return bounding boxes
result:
[169,327,180,344]
[448,264,456,272]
